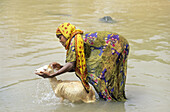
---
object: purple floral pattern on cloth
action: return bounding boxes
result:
[81,31,130,101]
[104,34,119,47]
[84,32,97,45]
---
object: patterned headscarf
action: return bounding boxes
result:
[56,23,83,50]
[56,23,90,92]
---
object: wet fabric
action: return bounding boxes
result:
[56,23,90,92]
[66,31,130,101]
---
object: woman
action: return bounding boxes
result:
[36,23,130,101]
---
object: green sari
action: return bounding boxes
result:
[66,31,130,101]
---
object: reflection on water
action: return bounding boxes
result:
[0,0,170,112]
[0,78,40,91]
[32,79,126,112]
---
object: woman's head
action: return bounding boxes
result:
[56,23,83,49]
[56,23,76,47]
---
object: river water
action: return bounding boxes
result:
[0,0,169,112]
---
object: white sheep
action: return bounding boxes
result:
[35,65,96,103]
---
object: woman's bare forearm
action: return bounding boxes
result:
[51,62,75,77]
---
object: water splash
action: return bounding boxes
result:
[32,79,75,107]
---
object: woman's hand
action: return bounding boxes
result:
[49,62,62,70]
[35,71,54,78]
[35,62,75,78]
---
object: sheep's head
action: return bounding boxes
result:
[35,65,54,74]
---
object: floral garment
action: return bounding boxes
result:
[66,31,130,101]
[56,23,90,92]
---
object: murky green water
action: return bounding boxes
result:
[0,0,170,112]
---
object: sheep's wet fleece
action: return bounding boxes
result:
[35,65,96,103]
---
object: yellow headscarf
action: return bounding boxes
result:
[56,23,90,92]
[56,23,83,50]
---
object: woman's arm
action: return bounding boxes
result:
[50,62,75,72]
[36,62,75,78]
[51,62,75,77]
